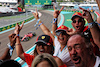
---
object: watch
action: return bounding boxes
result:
[88,22,96,28]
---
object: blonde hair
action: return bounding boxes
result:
[31,53,58,67]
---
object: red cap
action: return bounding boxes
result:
[71,12,83,20]
[55,25,68,32]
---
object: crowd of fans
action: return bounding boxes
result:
[0,4,100,67]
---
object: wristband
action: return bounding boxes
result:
[7,43,14,56]
[36,22,43,30]
[95,22,100,26]
[7,43,14,50]
[34,19,40,27]
[16,34,19,36]
[88,22,97,28]
[53,18,57,24]
[15,43,21,46]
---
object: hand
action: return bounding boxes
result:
[32,7,39,20]
[67,28,75,35]
[53,6,64,18]
[8,33,17,48]
[79,7,94,23]
[14,21,24,34]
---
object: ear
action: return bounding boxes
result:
[71,22,74,27]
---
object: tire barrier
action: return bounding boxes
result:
[0,16,34,32]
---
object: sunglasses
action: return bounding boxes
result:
[56,31,67,36]
[72,19,83,23]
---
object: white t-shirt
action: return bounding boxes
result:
[94,56,100,67]
[53,38,75,67]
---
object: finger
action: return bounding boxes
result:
[79,7,88,12]
[59,6,64,13]
[8,33,13,38]
[12,35,17,41]
[8,33,16,38]
[53,6,56,10]
[20,21,24,30]
[35,7,38,14]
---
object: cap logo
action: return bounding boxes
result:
[41,36,45,39]
[61,26,64,28]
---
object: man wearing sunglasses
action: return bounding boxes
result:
[71,12,100,57]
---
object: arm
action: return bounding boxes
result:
[15,23,26,61]
[0,33,16,60]
[32,8,55,42]
[0,48,11,60]
[81,8,100,48]
[52,6,64,36]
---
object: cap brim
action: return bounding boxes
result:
[35,40,51,45]
[55,29,66,33]
[71,15,83,20]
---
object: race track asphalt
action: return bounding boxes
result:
[0,10,61,60]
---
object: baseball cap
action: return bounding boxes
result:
[35,35,53,46]
[55,25,68,32]
[71,12,83,20]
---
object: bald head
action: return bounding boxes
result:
[67,34,94,67]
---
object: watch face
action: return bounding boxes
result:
[88,23,93,28]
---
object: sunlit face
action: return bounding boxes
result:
[72,17,85,33]
[36,42,52,54]
[56,30,68,45]
[37,60,52,67]
[67,35,89,67]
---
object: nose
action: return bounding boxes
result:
[39,45,44,48]
[70,48,77,55]
[59,32,63,36]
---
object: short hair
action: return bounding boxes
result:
[68,33,93,49]
[0,59,21,67]
[31,53,58,67]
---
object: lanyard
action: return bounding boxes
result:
[56,45,67,57]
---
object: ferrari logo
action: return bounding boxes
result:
[42,36,45,39]
[61,26,64,28]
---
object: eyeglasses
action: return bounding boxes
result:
[56,31,67,36]
[72,19,83,23]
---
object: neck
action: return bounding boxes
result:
[87,55,96,67]
[60,44,66,51]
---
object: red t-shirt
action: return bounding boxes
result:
[24,53,67,67]
[24,53,34,67]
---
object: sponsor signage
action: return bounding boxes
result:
[25,0,52,5]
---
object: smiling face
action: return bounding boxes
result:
[56,30,69,45]
[72,17,85,33]
[67,35,89,67]
[36,42,52,55]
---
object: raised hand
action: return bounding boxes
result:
[79,7,94,23]
[53,6,64,18]
[14,21,24,34]
[8,33,17,48]
[32,8,39,20]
